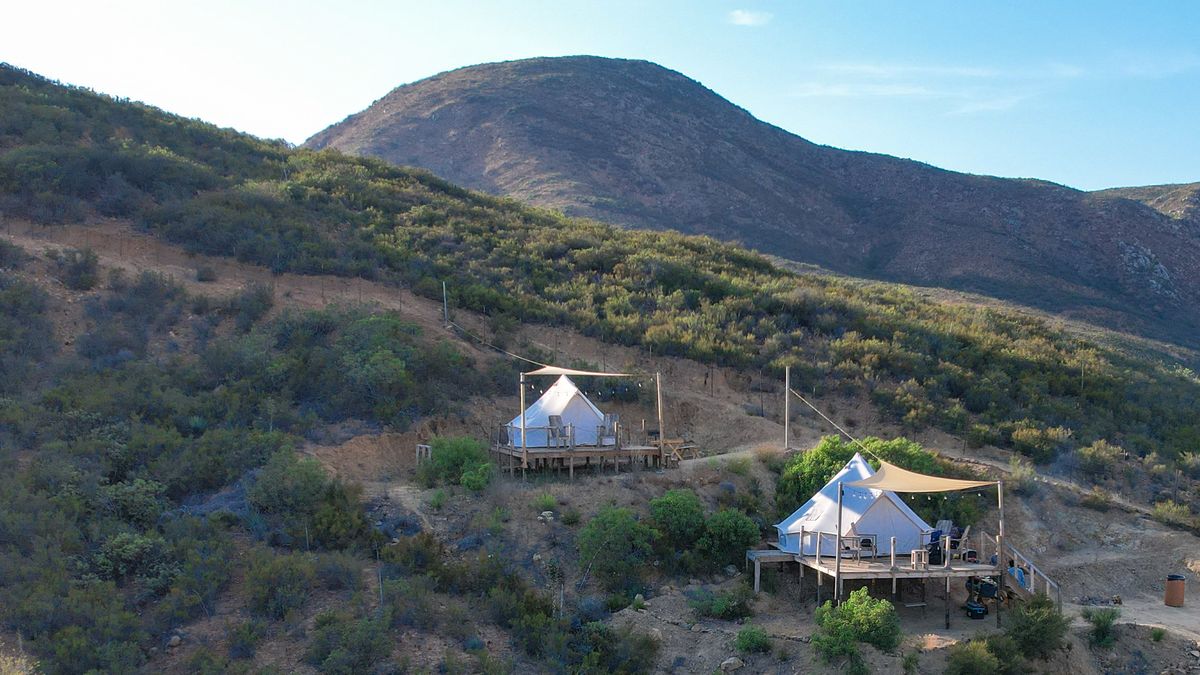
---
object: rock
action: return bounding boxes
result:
[724,564,739,577]
[691,624,704,632]
[541,510,555,520]
[1190,650,1200,658]
[167,635,181,648]
[649,627,663,642]
[634,593,645,603]
[689,578,701,586]
[720,656,745,672]
[532,553,542,562]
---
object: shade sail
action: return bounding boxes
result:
[845,460,997,493]
[524,366,630,377]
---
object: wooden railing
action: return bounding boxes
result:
[979,530,1062,611]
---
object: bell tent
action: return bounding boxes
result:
[775,453,932,557]
[508,375,613,448]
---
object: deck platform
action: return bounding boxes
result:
[491,443,664,477]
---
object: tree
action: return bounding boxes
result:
[698,509,759,569]
[1006,594,1069,659]
[577,507,657,592]
[649,489,705,550]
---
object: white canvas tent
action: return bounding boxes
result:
[508,375,614,448]
[775,453,932,557]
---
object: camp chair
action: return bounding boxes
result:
[547,415,568,448]
[949,525,971,560]
[596,413,619,445]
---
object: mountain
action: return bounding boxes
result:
[1094,182,1200,228]
[306,56,1200,346]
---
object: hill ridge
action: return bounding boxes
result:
[306,55,1200,348]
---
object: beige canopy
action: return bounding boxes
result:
[524,366,631,378]
[845,460,997,493]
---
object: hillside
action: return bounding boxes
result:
[3,63,1200,674]
[306,56,1200,347]
[1094,182,1200,227]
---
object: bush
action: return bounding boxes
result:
[50,247,99,290]
[227,619,264,660]
[1152,500,1195,529]
[698,509,759,569]
[419,436,492,488]
[576,506,657,592]
[575,622,660,674]
[314,551,363,591]
[1006,593,1068,659]
[1151,627,1165,642]
[689,586,753,620]
[384,574,440,628]
[983,633,1025,675]
[562,509,581,526]
[195,265,217,282]
[532,492,558,513]
[945,639,1000,675]
[1008,456,1038,495]
[1081,607,1120,648]
[1080,487,1112,511]
[649,489,705,550]
[305,611,391,675]
[815,587,901,652]
[245,550,316,619]
[228,282,274,331]
[1077,440,1123,477]
[734,626,771,653]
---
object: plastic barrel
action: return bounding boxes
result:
[1165,574,1185,607]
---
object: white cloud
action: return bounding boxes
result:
[727,9,773,27]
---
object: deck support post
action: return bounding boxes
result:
[655,371,665,466]
[519,372,528,480]
[754,559,761,593]
[944,576,951,629]
[834,483,844,605]
[996,481,1005,628]
[569,455,574,480]
[783,365,790,450]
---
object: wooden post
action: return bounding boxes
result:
[783,365,790,450]
[655,371,665,465]
[520,372,528,476]
[754,559,761,593]
[996,480,1005,628]
[442,281,449,324]
[835,483,844,605]
[944,576,951,629]
[569,454,574,480]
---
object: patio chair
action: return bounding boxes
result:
[547,415,568,448]
[949,525,972,560]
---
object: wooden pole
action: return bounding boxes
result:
[944,576,951,629]
[655,371,665,464]
[442,281,449,324]
[835,483,844,605]
[996,480,1005,628]
[784,365,791,450]
[520,372,528,476]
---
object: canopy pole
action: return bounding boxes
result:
[996,480,1005,627]
[655,371,665,463]
[783,366,790,451]
[520,372,528,477]
[835,482,843,605]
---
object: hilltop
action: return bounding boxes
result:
[307,56,1200,347]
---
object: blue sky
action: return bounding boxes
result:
[4,1,1197,190]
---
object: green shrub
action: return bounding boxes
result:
[1080,487,1112,511]
[1077,440,1123,477]
[50,247,99,290]
[305,611,391,675]
[576,506,657,592]
[1151,627,1165,642]
[430,489,447,510]
[734,625,771,653]
[196,265,217,282]
[1008,456,1038,495]
[983,633,1025,675]
[815,587,901,652]
[384,574,440,628]
[1010,423,1072,463]
[100,478,167,528]
[561,509,581,526]
[381,532,445,577]
[420,436,492,488]
[532,492,558,512]
[313,551,362,591]
[902,651,920,674]
[575,622,660,674]
[726,456,752,476]
[245,550,316,619]
[698,509,759,569]
[689,586,753,620]
[227,619,264,660]
[1081,607,1120,648]
[945,639,1000,675]
[1006,593,1069,659]
[228,282,274,331]
[1152,500,1195,529]
[649,489,705,550]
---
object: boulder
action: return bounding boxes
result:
[720,656,745,672]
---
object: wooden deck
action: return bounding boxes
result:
[491,443,665,477]
[796,554,996,580]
